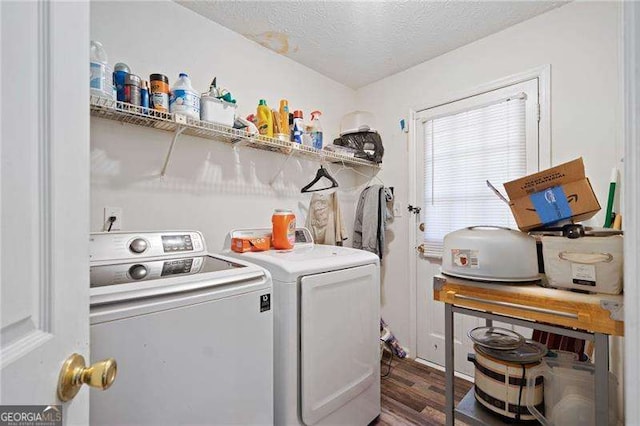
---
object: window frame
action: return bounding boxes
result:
[418,78,541,176]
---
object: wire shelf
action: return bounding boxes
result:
[90,95,381,169]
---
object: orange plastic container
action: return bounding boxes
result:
[272,209,295,250]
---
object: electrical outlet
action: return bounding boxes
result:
[104,207,123,231]
[393,203,402,218]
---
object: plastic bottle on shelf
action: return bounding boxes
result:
[302,125,313,147]
[140,80,150,109]
[309,110,323,150]
[292,110,304,144]
[169,73,200,119]
[289,113,294,141]
[271,109,281,136]
[150,73,170,112]
[90,41,113,99]
[113,62,131,102]
[257,99,273,137]
[279,100,290,139]
[123,74,142,106]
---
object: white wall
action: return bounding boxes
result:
[356,1,622,354]
[90,1,362,249]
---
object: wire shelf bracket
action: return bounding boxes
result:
[160,125,186,177]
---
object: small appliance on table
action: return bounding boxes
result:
[466,327,547,422]
[223,227,381,426]
[441,226,541,283]
[531,225,624,295]
[89,231,273,425]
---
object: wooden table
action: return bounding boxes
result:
[433,274,624,426]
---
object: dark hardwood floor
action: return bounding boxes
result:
[372,352,473,425]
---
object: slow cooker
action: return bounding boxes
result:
[467,327,547,422]
[442,226,540,282]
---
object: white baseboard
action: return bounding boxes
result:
[413,357,475,383]
[388,345,475,382]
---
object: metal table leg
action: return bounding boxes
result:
[595,333,610,426]
[445,303,454,426]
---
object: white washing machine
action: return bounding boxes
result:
[223,228,381,426]
[89,231,273,425]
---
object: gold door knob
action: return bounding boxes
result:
[419,223,425,232]
[57,353,117,402]
[416,244,426,254]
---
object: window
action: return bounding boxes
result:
[417,79,541,257]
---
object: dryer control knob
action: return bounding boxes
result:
[129,238,148,254]
[128,264,148,280]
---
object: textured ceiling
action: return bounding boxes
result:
[177,1,566,89]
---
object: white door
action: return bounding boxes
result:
[1,1,91,423]
[300,264,380,425]
[413,79,544,376]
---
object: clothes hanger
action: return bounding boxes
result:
[301,165,339,193]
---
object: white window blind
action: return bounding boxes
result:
[422,96,527,258]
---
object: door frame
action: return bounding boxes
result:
[623,1,639,422]
[406,66,551,358]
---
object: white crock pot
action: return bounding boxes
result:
[467,327,547,422]
[442,226,539,282]
[469,344,545,422]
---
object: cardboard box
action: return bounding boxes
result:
[503,158,601,231]
[231,237,271,253]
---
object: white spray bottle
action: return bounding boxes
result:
[309,110,323,150]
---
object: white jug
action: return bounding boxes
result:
[526,358,617,426]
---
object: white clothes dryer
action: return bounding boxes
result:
[223,228,381,426]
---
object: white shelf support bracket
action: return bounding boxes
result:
[269,149,296,186]
[161,126,186,177]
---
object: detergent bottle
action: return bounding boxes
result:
[309,110,323,150]
[257,99,273,137]
[292,110,304,144]
[279,100,290,138]
[272,209,296,250]
[169,73,200,119]
[89,40,114,99]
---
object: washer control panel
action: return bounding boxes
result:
[90,231,205,262]
[161,234,194,253]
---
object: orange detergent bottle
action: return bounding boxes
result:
[272,209,296,250]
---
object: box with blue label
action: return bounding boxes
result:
[503,158,601,231]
